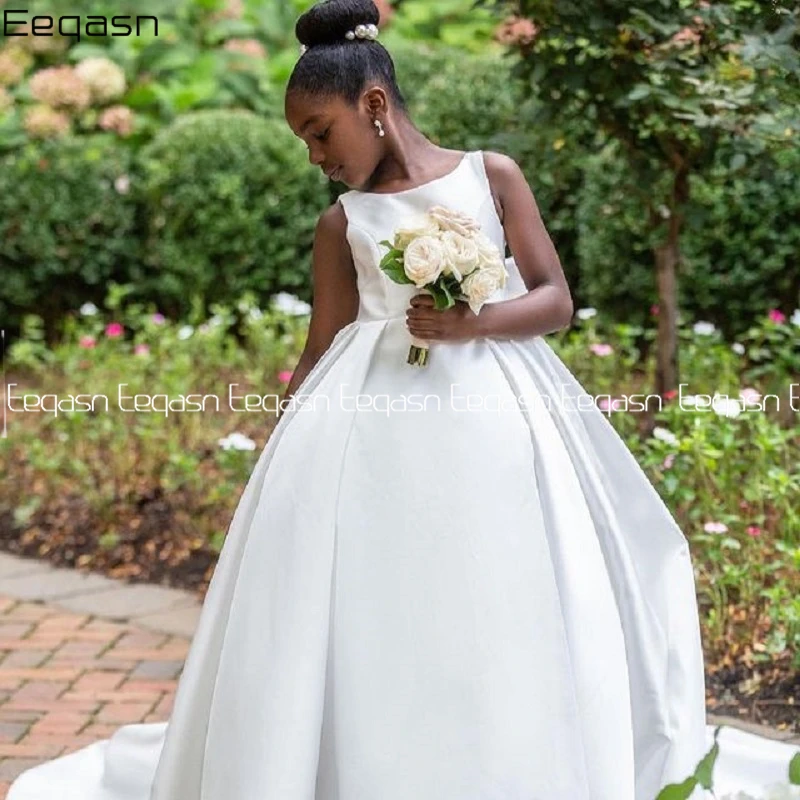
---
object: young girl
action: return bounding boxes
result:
[8,1,711,798]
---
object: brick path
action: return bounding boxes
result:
[0,562,796,798]
[0,594,189,796]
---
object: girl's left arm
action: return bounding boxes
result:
[474,151,574,340]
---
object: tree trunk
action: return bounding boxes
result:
[654,167,689,397]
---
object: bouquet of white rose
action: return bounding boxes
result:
[378,204,508,367]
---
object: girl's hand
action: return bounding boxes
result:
[406,293,483,342]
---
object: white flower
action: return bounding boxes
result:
[461,266,503,315]
[682,394,698,407]
[209,314,225,327]
[218,432,256,451]
[791,308,800,327]
[480,257,508,290]
[114,175,130,194]
[438,230,480,281]
[763,782,800,800]
[712,395,742,418]
[722,784,800,800]
[471,231,502,268]
[177,325,194,340]
[80,302,98,316]
[393,215,439,250]
[248,307,263,321]
[731,342,745,355]
[271,292,311,316]
[576,307,597,320]
[704,521,728,534]
[427,205,482,238]
[693,320,716,336]
[652,426,678,446]
[403,235,448,287]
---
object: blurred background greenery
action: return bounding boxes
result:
[0,0,796,343]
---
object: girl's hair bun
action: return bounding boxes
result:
[296,0,380,49]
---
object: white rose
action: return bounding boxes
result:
[477,257,508,290]
[472,231,502,266]
[393,215,440,250]
[439,230,480,281]
[428,205,481,237]
[462,267,501,315]
[403,235,447,287]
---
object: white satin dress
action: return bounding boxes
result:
[9,150,787,800]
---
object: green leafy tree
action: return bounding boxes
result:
[475,0,800,394]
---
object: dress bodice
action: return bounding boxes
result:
[338,150,527,324]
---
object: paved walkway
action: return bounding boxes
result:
[0,551,796,797]
[0,552,200,795]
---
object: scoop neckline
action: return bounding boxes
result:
[352,150,473,197]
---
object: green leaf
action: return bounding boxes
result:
[380,260,413,285]
[429,281,455,310]
[730,152,747,170]
[789,751,800,785]
[654,776,698,800]
[628,84,652,102]
[694,727,722,789]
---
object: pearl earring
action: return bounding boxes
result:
[373,118,385,137]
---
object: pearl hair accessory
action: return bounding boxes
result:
[299,21,379,55]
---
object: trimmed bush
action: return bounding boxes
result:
[137,109,328,318]
[0,135,138,338]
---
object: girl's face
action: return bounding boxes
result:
[285,90,385,190]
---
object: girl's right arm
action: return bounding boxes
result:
[277,200,359,421]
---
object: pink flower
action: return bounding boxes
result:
[98,105,135,137]
[746,525,761,537]
[767,308,786,324]
[23,105,70,139]
[669,26,701,47]
[29,66,90,111]
[739,387,761,406]
[79,335,96,349]
[662,453,676,469]
[589,343,613,357]
[277,370,293,383]
[223,39,267,59]
[151,313,165,324]
[650,304,659,316]
[598,397,625,412]
[662,389,678,400]
[494,16,540,47]
[134,343,150,356]
[105,322,123,338]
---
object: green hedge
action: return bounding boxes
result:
[0,135,138,336]
[136,108,327,318]
[682,145,800,337]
